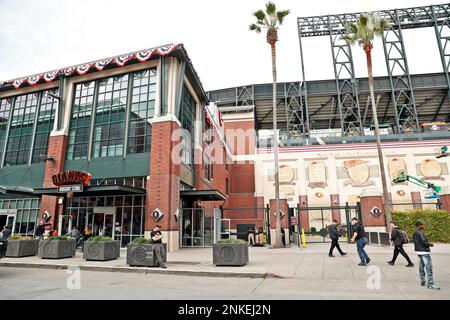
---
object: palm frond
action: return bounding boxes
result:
[253,10,266,22]
[277,9,290,25]
[266,2,276,16]
[341,34,357,44]
[256,20,266,26]
[359,13,369,27]
[249,24,262,33]
[342,12,390,48]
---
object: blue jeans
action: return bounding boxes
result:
[356,237,369,264]
[418,254,434,285]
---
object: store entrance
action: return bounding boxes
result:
[0,214,15,230]
[88,208,115,238]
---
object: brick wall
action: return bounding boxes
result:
[40,135,68,229]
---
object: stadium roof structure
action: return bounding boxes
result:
[209,3,450,144]
[208,72,450,130]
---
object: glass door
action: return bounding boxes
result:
[6,215,15,229]
[89,211,115,238]
[180,208,206,248]
[59,215,72,236]
[103,213,114,238]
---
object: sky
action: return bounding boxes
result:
[0,0,444,91]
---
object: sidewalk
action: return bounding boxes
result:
[1,242,450,281]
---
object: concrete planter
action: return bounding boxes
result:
[126,243,167,267]
[83,240,120,261]
[38,239,76,259]
[213,243,249,266]
[5,239,40,257]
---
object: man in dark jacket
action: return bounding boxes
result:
[0,225,12,258]
[35,220,51,240]
[328,220,347,257]
[351,218,370,266]
[413,221,440,290]
[387,221,413,267]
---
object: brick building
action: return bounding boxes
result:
[0,44,240,252]
[1,42,450,251]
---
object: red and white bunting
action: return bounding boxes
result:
[156,44,177,56]
[76,63,93,75]
[27,75,41,86]
[114,54,133,67]
[136,49,155,62]
[63,67,76,77]
[43,71,58,83]
[94,59,112,71]
[1,44,181,89]
[13,78,26,89]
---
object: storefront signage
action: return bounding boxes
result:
[57,184,84,193]
[52,170,91,187]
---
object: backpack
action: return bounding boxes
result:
[399,229,409,244]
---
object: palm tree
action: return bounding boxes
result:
[343,13,392,231]
[250,2,290,248]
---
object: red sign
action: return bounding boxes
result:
[52,170,91,187]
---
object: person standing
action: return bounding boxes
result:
[151,225,167,269]
[350,217,370,266]
[35,220,51,240]
[329,220,347,257]
[413,221,440,290]
[247,225,255,246]
[0,225,12,258]
[387,221,414,267]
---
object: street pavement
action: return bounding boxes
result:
[0,242,449,299]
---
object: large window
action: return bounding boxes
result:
[4,94,38,165]
[31,90,58,163]
[93,75,128,158]
[67,81,95,160]
[66,195,145,247]
[204,153,213,181]
[128,69,156,154]
[0,198,40,235]
[67,68,156,160]
[179,85,196,166]
[0,98,12,163]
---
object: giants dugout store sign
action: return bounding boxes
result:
[52,170,91,193]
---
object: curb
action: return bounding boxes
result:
[0,262,267,279]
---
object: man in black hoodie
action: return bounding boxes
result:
[387,221,413,267]
[413,221,440,290]
[328,220,347,257]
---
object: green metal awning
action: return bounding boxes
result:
[180,189,227,201]
[33,185,146,196]
[0,185,36,197]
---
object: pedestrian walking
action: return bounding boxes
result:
[280,228,286,247]
[387,221,414,267]
[151,224,167,269]
[350,217,370,266]
[413,221,440,290]
[329,220,347,257]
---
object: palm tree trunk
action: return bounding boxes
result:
[365,49,392,232]
[271,43,283,248]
